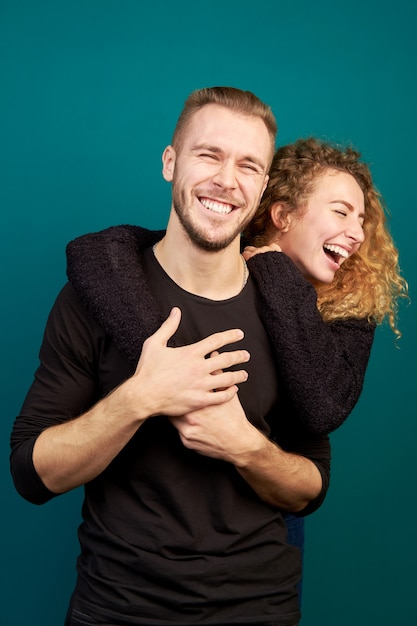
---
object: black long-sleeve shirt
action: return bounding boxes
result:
[10,225,373,625]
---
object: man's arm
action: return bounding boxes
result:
[32,307,251,495]
[234,432,323,513]
[11,284,251,502]
[170,392,327,513]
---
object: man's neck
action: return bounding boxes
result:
[153,232,246,301]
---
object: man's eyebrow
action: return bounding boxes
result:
[241,155,267,170]
[192,143,267,170]
[192,143,222,154]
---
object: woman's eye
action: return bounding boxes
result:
[335,210,347,216]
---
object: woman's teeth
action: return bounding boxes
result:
[323,244,348,259]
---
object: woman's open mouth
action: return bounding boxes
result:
[323,243,348,267]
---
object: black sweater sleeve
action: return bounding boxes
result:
[9,284,132,505]
[248,251,375,435]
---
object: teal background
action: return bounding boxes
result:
[1,1,416,624]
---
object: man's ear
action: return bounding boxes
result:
[261,174,269,196]
[162,145,176,182]
[270,202,291,232]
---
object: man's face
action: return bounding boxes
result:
[162,104,272,251]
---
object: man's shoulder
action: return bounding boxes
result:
[67,224,165,252]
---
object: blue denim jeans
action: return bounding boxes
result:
[283,513,305,606]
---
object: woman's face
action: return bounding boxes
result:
[274,169,365,284]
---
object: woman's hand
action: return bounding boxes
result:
[242,243,282,261]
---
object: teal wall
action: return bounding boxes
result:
[1,1,416,624]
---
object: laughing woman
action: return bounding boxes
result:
[243,136,408,601]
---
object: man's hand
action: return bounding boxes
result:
[32,308,250,494]
[170,353,323,512]
[130,307,250,419]
[170,391,259,463]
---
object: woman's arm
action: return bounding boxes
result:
[247,250,375,435]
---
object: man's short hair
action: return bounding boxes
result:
[172,86,277,163]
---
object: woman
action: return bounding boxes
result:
[243,136,408,599]
[245,137,407,432]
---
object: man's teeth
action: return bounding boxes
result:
[200,199,233,214]
[323,244,348,259]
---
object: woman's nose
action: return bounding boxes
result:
[345,216,365,243]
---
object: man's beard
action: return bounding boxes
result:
[172,184,253,252]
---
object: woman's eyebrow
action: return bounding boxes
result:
[330,199,365,219]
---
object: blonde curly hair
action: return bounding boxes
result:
[245,138,408,336]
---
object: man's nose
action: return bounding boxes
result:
[212,161,238,188]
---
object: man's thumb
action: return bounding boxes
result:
[156,307,182,345]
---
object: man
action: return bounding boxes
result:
[10,87,330,626]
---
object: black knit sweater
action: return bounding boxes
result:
[66,224,375,435]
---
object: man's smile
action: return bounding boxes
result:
[199,197,235,215]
